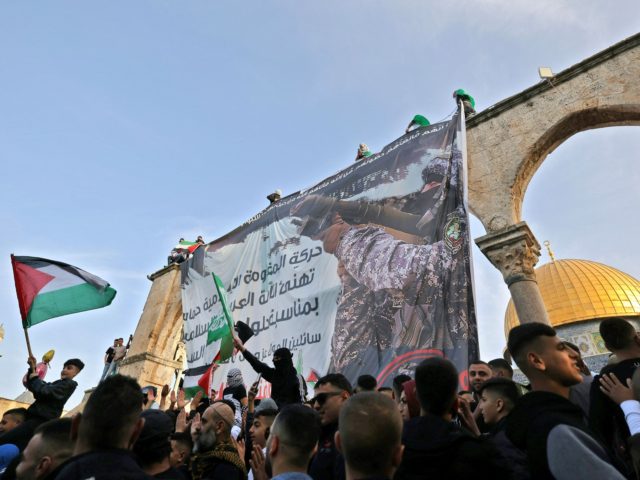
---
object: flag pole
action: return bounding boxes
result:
[23,327,34,359]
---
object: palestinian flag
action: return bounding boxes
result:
[11,255,117,328]
[175,240,200,254]
[197,361,216,397]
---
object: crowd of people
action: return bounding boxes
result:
[2,317,640,479]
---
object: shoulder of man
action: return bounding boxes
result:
[55,450,151,480]
[454,435,513,476]
[200,459,244,479]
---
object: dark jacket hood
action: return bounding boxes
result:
[396,414,510,479]
[506,390,586,449]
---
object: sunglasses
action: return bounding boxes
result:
[312,391,342,406]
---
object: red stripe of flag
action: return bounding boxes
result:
[11,255,55,323]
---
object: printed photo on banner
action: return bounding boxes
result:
[180,111,478,397]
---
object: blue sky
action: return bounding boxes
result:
[1,2,638,406]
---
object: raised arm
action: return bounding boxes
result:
[233,337,276,382]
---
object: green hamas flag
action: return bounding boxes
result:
[208,273,234,361]
[207,313,230,343]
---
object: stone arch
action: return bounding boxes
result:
[513,105,640,222]
[470,33,640,327]
[467,33,640,234]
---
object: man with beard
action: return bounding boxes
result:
[469,360,493,400]
[233,341,302,408]
[468,360,493,433]
[190,402,246,480]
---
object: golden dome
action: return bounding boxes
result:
[504,259,640,338]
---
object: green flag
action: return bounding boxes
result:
[207,273,235,361]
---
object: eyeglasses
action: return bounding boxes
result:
[312,391,342,406]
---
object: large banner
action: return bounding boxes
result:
[180,110,478,396]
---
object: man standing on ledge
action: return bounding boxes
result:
[233,338,302,408]
[0,357,83,451]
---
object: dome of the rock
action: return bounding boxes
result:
[504,256,640,369]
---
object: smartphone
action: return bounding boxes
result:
[251,373,262,394]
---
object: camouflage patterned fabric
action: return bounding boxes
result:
[334,224,475,368]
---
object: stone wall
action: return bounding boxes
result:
[0,398,30,416]
[117,264,184,392]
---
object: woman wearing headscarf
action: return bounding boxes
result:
[233,338,302,408]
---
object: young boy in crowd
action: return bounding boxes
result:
[478,377,529,479]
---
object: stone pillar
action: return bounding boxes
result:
[118,263,184,391]
[475,221,550,325]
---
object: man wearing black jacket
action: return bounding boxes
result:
[55,374,149,480]
[590,317,640,473]
[506,322,622,479]
[309,374,351,480]
[0,357,83,451]
[394,357,509,479]
[477,378,529,479]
